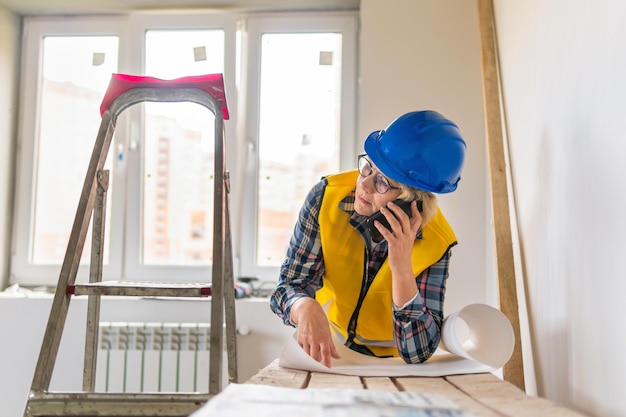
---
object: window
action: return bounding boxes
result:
[239,14,357,280]
[11,11,356,286]
[12,17,129,285]
[142,29,224,267]
[34,35,118,266]
[123,17,237,282]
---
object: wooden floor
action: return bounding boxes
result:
[245,360,589,417]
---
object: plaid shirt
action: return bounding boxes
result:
[270,177,452,364]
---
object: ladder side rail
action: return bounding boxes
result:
[223,171,238,384]
[83,169,109,391]
[30,113,116,393]
[209,111,226,395]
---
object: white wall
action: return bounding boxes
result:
[493,1,626,416]
[0,5,19,290]
[359,0,494,319]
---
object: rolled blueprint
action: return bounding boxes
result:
[279,303,515,377]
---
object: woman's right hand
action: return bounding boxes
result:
[290,297,341,367]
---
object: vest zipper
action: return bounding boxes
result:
[346,248,374,344]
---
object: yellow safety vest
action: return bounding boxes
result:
[315,170,457,357]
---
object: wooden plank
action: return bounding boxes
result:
[476,0,525,390]
[447,374,589,417]
[307,372,363,389]
[362,377,398,391]
[244,360,309,388]
[396,375,504,417]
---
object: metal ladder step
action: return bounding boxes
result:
[67,281,212,297]
[26,391,213,416]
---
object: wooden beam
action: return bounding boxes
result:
[476,0,525,390]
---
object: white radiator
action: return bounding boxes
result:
[96,322,227,393]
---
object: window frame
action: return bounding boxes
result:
[11,13,239,286]
[122,12,239,283]
[11,16,130,286]
[10,11,357,287]
[237,12,358,281]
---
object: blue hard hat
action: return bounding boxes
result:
[363,110,466,194]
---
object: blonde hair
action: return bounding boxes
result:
[395,183,438,226]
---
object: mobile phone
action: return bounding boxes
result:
[365,199,422,241]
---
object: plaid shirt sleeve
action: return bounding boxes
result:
[269,179,327,327]
[393,250,452,364]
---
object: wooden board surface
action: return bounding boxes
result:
[244,360,309,388]
[448,374,587,417]
[245,360,589,417]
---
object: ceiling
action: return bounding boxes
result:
[0,0,359,15]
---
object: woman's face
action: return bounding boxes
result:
[353,155,402,217]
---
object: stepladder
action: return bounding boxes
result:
[23,73,237,417]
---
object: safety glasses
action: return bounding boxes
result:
[357,154,401,194]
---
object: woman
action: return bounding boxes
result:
[270,110,466,367]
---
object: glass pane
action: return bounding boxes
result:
[257,33,343,266]
[142,30,224,265]
[32,36,118,265]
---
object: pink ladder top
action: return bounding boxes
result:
[99,73,230,120]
